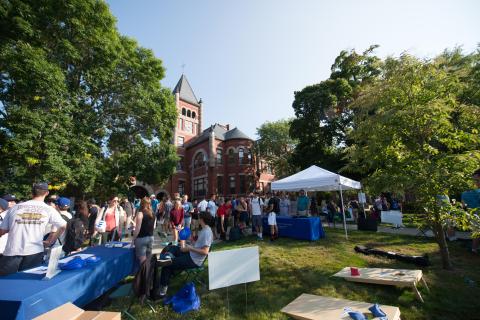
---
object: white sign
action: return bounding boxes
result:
[208,246,260,290]
[358,192,366,204]
[43,246,62,280]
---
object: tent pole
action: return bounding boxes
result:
[339,178,348,240]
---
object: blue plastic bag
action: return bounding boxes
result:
[179,227,191,241]
[164,282,200,314]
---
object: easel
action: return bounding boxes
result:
[224,282,249,319]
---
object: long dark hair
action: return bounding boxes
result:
[140,197,153,218]
[75,200,89,225]
[199,211,215,228]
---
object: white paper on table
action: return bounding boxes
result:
[59,253,94,264]
[22,266,48,275]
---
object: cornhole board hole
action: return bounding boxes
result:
[281,294,401,320]
[333,267,429,302]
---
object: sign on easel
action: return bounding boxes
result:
[208,246,260,290]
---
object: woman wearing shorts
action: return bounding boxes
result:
[132,197,155,264]
[170,200,184,245]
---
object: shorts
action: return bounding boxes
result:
[252,215,262,228]
[268,212,277,226]
[134,236,153,258]
[239,211,248,223]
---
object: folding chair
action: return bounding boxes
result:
[179,244,212,289]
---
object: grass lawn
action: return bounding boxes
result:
[107,229,479,320]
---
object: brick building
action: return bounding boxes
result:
[159,75,274,199]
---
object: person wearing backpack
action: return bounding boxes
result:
[267,192,280,241]
[93,196,125,244]
[249,192,264,240]
[63,200,88,255]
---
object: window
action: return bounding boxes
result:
[187,110,191,117]
[228,149,235,165]
[177,136,184,147]
[181,108,186,116]
[239,175,246,194]
[247,175,254,193]
[194,152,206,168]
[194,178,206,197]
[216,148,223,165]
[178,181,185,195]
[247,148,252,164]
[192,111,196,119]
[178,118,183,130]
[176,156,184,171]
[217,176,223,195]
[229,176,236,195]
[238,148,244,164]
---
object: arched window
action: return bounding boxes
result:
[238,148,244,164]
[216,148,223,165]
[181,108,186,116]
[192,111,196,119]
[187,110,191,117]
[228,149,235,165]
[194,152,206,168]
[247,148,252,164]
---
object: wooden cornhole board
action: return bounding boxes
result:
[333,267,429,302]
[281,294,400,320]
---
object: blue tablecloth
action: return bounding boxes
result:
[263,216,326,241]
[0,245,135,320]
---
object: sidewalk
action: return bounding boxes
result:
[323,222,472,240]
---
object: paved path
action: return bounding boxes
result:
[323,223,472,240]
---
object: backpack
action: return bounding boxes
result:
[229,226,242,241]
[62,218,86,254]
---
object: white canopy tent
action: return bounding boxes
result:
[271,165,362,239]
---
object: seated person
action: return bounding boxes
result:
[155,212,214,298]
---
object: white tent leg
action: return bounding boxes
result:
[339,184,348,240]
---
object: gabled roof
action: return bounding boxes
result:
[173,74,200,106]
[185,124,253,148]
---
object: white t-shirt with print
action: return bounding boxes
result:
[0,200,67,256]
[251,197,264,216]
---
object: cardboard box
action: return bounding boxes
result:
[33,303,121,320]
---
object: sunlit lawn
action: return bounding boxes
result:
[107,228,479,320]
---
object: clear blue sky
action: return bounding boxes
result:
[106,0,479,138]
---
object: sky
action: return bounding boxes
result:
[106,0,479,138]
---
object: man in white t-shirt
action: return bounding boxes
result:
[0,183,67,275]
[197,196,208,213]
[249,192,264,240]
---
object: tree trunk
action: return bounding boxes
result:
[432,221,453,270]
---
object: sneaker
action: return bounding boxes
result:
[257,236,263,241]
[152,285,168,300]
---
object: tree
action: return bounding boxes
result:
[256,119,298,178]
[346,50,480,269]
[290,46,381,173]
[0,0,177,198]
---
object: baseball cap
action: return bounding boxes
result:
[33,182,49,191]
[2,194,17,202]
[56,197,71,208]
[0,198,8,211]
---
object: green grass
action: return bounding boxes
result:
[106,229,480,320]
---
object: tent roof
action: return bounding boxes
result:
[271,165,361,191]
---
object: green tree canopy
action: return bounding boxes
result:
[290,46,381,174]
[0,0,177,198]
[346,49,480,269]
[256,119,298,178]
